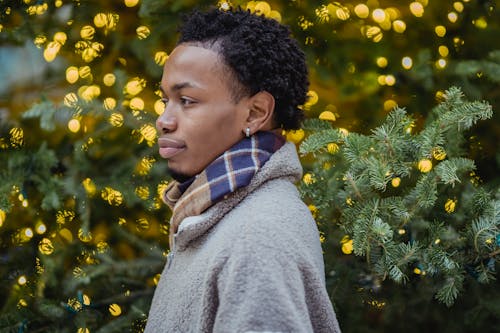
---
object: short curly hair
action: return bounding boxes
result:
[177,8,309,130]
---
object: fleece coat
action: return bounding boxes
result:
[145,142,341,333]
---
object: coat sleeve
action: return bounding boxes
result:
[213,243,337,333]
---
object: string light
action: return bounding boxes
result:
[136,25,151,39]
[409,2,424,17]
[36,222,47,234]
[448,12,458,23]
[68,119,81,133]
[354,4,369,18]
[392,20,406,33]
[372,9,386,23]
[18,275,27,285]
[376,57,388,68]
[402,56,413,69]
[319,111,336,121]
[435,25,446,37]
[438,45,449,57]
[436,58,447,69]
[384,99,397,111]
[124,0,139,7]
[385,75,396,86]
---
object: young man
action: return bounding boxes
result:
[145,8,341,333]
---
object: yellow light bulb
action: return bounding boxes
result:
[354,4,369,18]
[474,17,487,29]
[376,57,388,68]
[124,0,139,7]
[435,25,446,37]
[391,177,401,187]
[372,9,386,23]
[377,75,386,86]
[65,66,79,84]
[384,99,397,111]
[36,223,46,234]
[154,51,168,66]
[319,111,336,121]
[109,303,122,316]
[268,10,282,22]
[402,56,413,69]
[306,90,319,106]
[286,129,305,144]
[438,45,449,57]
[154,99,165,115]
[254,1,271,16]
[327,143,339,154]
[43,41,61,62]
[436,58,447,69]
[53,31,67,45]
[453,2,464,12]
[417,159,433,173]
[385,75,396,86]
[393,20,406,33]
[24,228,34,238]
[130,97,145,111]
[0,209,6,227]
[104,97,117,111]
[18,275,27,285]
[103,73,116,86]
[80,25,95,39]
[409,2,424,17]
[94,13,107,28]
[445,199,457,213]
[448,12,458,23]
[136,25,151,39]
[68,119,81,133]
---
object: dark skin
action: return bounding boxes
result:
[156,44,276,179]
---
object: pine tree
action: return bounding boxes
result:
[0,0,499,332]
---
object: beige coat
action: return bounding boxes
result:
[145,142,341,333]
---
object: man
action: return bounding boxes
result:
[145,7,340,333]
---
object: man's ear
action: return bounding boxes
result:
[245,91,275,135]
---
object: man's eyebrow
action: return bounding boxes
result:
[159,82,196,96]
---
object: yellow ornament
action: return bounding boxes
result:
[391,177,401,187]
[432,147,447,160]
[417,159,433,173]
[444,199,457,213]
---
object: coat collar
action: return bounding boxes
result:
[172,142,303,251]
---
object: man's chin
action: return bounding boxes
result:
[166,166,193,183]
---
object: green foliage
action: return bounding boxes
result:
[301,87,497,309]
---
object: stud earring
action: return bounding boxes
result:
[245,127,251,137]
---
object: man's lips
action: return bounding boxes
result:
[158,137,186,159]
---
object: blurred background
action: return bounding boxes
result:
[0,0,498,332]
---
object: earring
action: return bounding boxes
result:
[245,127,251,137]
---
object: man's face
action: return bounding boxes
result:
[156,44,248,179]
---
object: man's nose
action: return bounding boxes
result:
[156,105,177,134]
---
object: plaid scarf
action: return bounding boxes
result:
[163,131,285,247]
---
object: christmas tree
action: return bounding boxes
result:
[0,0,498,332]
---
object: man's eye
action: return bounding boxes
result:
[161,98,169,105]
[180,97,195,106]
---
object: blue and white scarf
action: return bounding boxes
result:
[163,131,285,247]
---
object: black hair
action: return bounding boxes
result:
[177,8,309,130]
